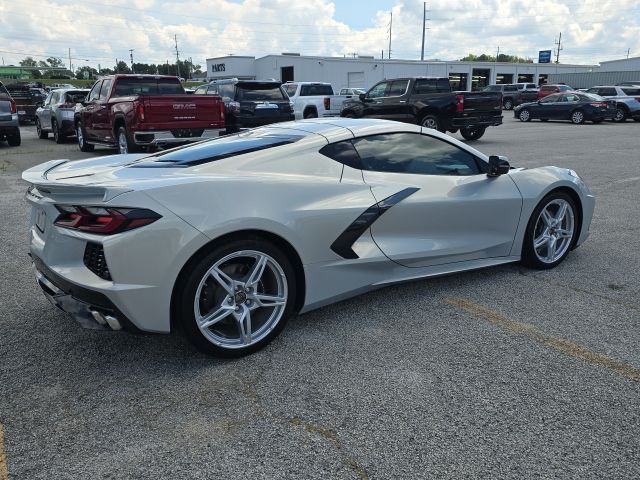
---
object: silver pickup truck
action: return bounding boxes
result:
[282,82,351,120]
[0,81,21,147]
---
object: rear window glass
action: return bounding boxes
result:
[131,130,304,167]
[113,78,185,96]
[65,91,88,103]
[236,86,285,101]
[582,93,604,101]
[300,84,334,96]
[622,88,640,95]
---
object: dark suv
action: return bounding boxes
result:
[195,80,294,133]
[482,83,538,110]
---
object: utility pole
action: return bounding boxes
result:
[388,11,392,59]
[554,32,563,64]
[68,48,72,73]
[174,34,181,78]
[421,2,426,61]
[627,48,631,59]
[129,49,135,73]
[496,46,500,63]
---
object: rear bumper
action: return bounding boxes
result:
[133,128,225,147]
[451,114,503,128]
[32,257,135,332]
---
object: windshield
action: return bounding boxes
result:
[236,85,285,101]
[65,91,89,103]
[131,129,304,167]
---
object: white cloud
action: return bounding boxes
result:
[0,0,639,71]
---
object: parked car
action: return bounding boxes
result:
[616,81,640,87]
[23,118,594,356]
[537,84,574,99]
[339,88,366,98]
[75,74,226,154]
[0,81,21,146]
[585,85,640,122]
[282,82,351,120]
[340,77,503,140]
[36,89,90,143]
[195,79,294,133]
[482,83,538,110]
[515,92,616,124]
[3,83,40,124]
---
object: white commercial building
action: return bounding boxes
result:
[206,54,596,91]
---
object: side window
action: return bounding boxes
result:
[351,132,480,176]
[586,88,598,94]
[504,85,518,92]
[388,80,409,96]
[87,81,102,102]
[218,84,235,100]
[540,94,559,103]
[194,86,207,95]
[437,79,451,92]
[49,91,59,105]
[414,79,438,94]
[598,88,617,96]
[98,79,111,101]
[283,84,297,97]
[319,141,361,170]
[564,94,579,102]
[43,92,54,106]
[367,82,388,99]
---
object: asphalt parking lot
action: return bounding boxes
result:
[1,118,639,479]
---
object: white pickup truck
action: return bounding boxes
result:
[282,82,350,120]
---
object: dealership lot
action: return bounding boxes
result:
[1,119,639,479]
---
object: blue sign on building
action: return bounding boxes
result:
[539,50,552,63]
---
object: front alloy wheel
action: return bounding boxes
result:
[518,109,531,122]
[571,110,585,124]
[180,238,296,356]
[522,193,577,269]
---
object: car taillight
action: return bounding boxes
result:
[58,103,75,109]
[9,98,17,114]
[227,101,240,114]
[455,94,464,113]
[54,205,161,235]
[136,102,145,122]
[324,97,330,110]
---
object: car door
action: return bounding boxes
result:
[377,79,411,122]
[82,80,103,139]
[535,93,562,119]
[560,93,582,119]
[92,78,113,141]
[39,91,54,128]
[354,131,522,268]
[361,81,390,118]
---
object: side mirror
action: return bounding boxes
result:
[488,155,510,177]
[359,93,366,101]
[35,101,43,107]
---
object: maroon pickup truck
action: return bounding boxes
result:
[74,75,226,154]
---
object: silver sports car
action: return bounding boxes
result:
[23,118,595,356]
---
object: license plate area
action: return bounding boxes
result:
[35,208,47,233]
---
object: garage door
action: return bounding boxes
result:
[347,72,365,88]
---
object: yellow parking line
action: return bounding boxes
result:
[0,422,8,480]
[446,297,640,382]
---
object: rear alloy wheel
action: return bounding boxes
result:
[613,107,627,123]
[518,109,531,122]
[76,122,94,152]
[420,114,441,131]
[52,119,64,144]
[36,118,48,139]
[117,126,138,154]
[522,192,577,269]
[179,238,296,357]
[460,126,486,141]
[503,98,514,110]
[570,110,585,124]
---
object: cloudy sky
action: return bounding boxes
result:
[1,0,639,71]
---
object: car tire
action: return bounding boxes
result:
[503,98,514,110]
[613,106,627,123]
[7,128,21,147]
[460,126,486,140]
[521,191,578,270]
[518,109,531,122]
[178,237,297,357]
[52,119,64,144]
[36,118,48,139]
[570,110,585,124]
[117,126,138,154]
[420,114,441,131]
[76,121,94,152]
[303,109,318,119]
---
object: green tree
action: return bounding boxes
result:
[76,66,98,79]
[459,53,533,63]
[114,60,131,74]
[19,57,38,67]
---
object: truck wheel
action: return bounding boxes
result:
[420,114,441,131]
[36,118,48,139]
[7,128,21,147]
[303,109,318,119]
[460,127,486,141]
[76,122,94,152]
[117,126,139,154]
[503,98,514,110]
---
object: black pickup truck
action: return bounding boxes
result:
[340,77,503,140]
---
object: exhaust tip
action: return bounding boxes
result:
[90,309,108,326]
[104,315,122,331]
[90,310,122,330]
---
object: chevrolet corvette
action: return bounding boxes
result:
[23,118,594,356]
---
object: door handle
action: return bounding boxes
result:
[399,100,407,103]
